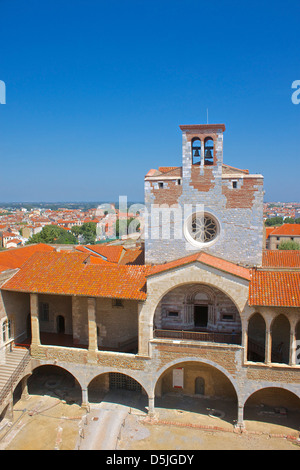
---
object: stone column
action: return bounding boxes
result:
[265,329,272,364]
[87,297,98,352]
[236,403,245,430]
[30,293,40,346]
[242,321,248,362]
[21,376,30,401]
[289,324,297,366]
[138,302,152,357]
[148,395,155,417]
[81,388,89,411]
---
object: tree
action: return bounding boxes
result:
[71,222,97,244]
[265,217,284,227]
[278,240,300,250]
[26,225,77,245]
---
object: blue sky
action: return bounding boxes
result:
[0,0,299,202]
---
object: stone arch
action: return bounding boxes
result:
[271,314,290,364]
[139,265,249,356]
[87,368,150,398]
[244,387,300,428]
[153,281,242,339]
[152,356,240,399]
[87,370,149,411]
[185,284,216,305]
[29,364,83,403]
[247,312,266,362]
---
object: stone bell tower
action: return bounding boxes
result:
[144,123,264,267]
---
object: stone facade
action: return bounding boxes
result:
[145,124,264,266]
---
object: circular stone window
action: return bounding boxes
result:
[184,212,220,248]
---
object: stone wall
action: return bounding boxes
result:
[145,125,264,267]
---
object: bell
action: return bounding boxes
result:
[194,148,200,157]
[205,149,212,159]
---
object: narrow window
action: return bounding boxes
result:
[232,181,237,189]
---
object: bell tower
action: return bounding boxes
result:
[144,123,264,267]
[180,124,226,179]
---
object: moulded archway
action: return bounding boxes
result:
[139,263,249,356]
[153,282,242,343]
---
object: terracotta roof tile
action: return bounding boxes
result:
[249,269,300,307]
[75,245,125,263]
[262,250,300,268]
[148,251,251,280]
[2,251,150,300]
[269,224,300,236]
[0,244,55,270]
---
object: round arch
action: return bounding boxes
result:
[28,364,83,404]
[153,281,242,340]
[152,357,240,399]
[150,279,246,319]
[244,387,300,430]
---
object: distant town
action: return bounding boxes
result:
[0,200,299,250]
[0,202,142,249]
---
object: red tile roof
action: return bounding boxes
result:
[75,245,125,263]
[147,252,251,280]
[2,251,149,300]
[269,224,300,236]
[262,250,300,268]
[249,269,300,307]
[0,244,55,272]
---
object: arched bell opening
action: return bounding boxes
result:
[204,137,214,165]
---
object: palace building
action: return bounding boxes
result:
[0,123,299,430]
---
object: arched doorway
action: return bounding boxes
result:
[56,315,65,334]
[247,313,266,362]
[195,376,205,395]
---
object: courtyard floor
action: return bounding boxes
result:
[0,374,299,450]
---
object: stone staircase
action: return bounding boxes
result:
[0,347,31,407]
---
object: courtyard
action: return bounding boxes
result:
[0,368,299,450]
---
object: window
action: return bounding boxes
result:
[222,314,234,321]
[177,179,182,185]
[185,212,219,247]
[113,299,123,308]
[167,311,179,317]
[2,319,12,343]
[158,182,164,189]
[232,181,237,189]
[39,303,49,322]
